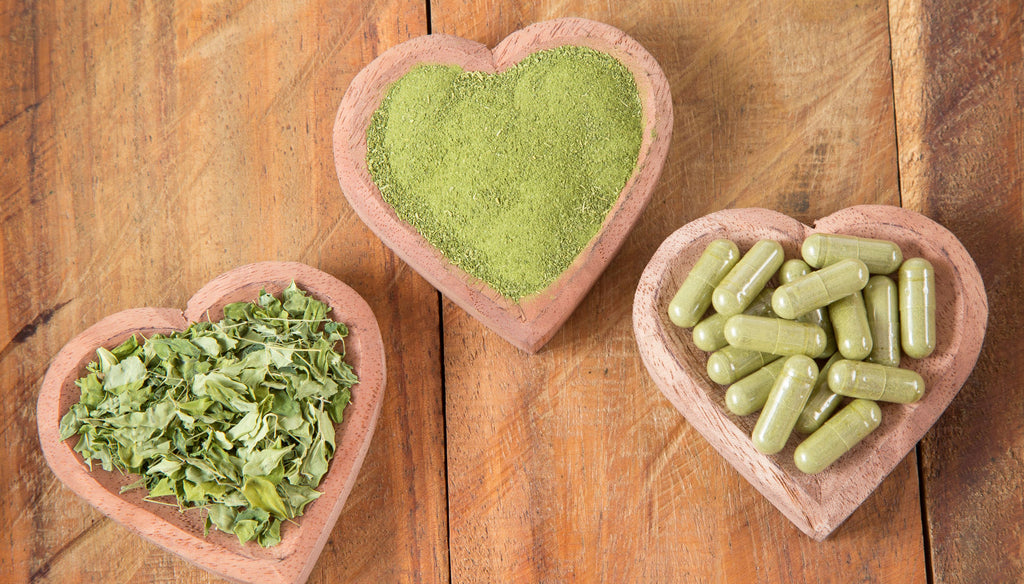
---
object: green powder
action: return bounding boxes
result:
[366,45,643,300]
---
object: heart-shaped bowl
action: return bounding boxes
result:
[36,262,386,584]
[633,205,987,540]
[333,17,673,353]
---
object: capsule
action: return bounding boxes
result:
[725,359,786,416]
[802,233,903,274]
[828,359,925,403]
[794,353,845,434]
[864,275,901,367]
[692,288,774,352]
[899,258,936,359]
[777,258,813,283]
[707,345,782,385]
[668,239,741,328]
[828,291,873,360]
[712,240,785,317]
[794,399,882,474]
[751,355,818,454]
[772,258,869,319]
[724,315,826,357]
[776,259,837,357]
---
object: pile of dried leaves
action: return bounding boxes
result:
[59,282,358,547]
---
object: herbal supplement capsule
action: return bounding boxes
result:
[864,275,901,367]
[794,352,845,434]
[802,233,903,274]
[751,355,819,454]
[725,359,787,416]
[794,399,882,474]
[772,258,869,319]
[828,359,925,403]
[692,288,774,352]
[778,258,813,283]
[777,259,837,357]
[707,345,782,385]
[828,291,873,360]
[724,315,826,357]
[668,239,741,328]
[712,240,785,317]
[811,310,838,358]
[899,258,937,358]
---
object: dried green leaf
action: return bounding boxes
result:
[242,476,290,518]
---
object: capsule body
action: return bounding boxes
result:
[669,239,741,328]
[794,399,882,474]
[899,258,936,358]
[828,291,873,360]
[776,259,837,357]
[712,240,785,317]
[692,288,774,352]
[751,355,818,454]
[725,359,786,416]
[864,275,901,367]
[707,346,781,385]
[772,258,869,319]
[794,353,845,434]
[828,359,925,403]
[802,233,903,274]
[724,315,826,357]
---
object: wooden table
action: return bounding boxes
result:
[1,0,1020,582]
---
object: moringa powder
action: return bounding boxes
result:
[366,46,643,300]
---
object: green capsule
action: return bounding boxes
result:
[707,345,782,385]
[772,258,869,319]
[794,399,882,474]
[668,239,741,328]
[692,288,775,352]
[828,291,873,360]
[751,355,818,454]
[724,315,826,357]
[802,233,903,274]
[828,359,925,403]
[794,353,845,434]
[864,275,901,367]
[712,240,785,317]
[778,258,813,283]
[899,258,936,359]
[777,259,837,357]
[725,359,787,416]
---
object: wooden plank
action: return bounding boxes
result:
[890,0,1024,581]
[0,0,448,582]
[435,1,927,581]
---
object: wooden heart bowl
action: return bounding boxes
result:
[333,17,673,353]
[36,262,386,584]
[632,206,987,540]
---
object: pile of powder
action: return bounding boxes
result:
[366,45,643,300]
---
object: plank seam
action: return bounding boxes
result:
[885,0,905,210]
[885,2,929,580]
[438,288,453,584]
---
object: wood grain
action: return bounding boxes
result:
[436,0,926,582]
[4,0,1019,581]
[0,1,448,583]
[890,0,1024,581]
[633,206,986,540]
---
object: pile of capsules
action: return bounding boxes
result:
[668,234,936,474]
